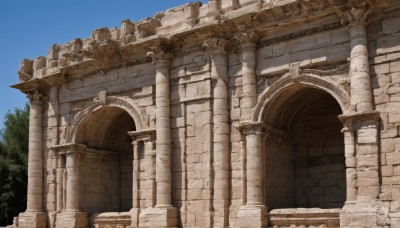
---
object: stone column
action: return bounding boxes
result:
[341,120,357,203]
[52,144,88,228]
[147,46,173,208]
[132,141,140,209]
[128,129,157,228]
[18,90,47,228]
[56,155,65,212]
[138,47,177,228]
[27,90,44,212]
[203,37,230,227]
[236,122,268,228]
[235,32,259,121]
[337,1,374,112]
[65,152,81,212]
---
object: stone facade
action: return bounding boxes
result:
[10,0,400,227]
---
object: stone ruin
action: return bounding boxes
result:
[9,0,400,227]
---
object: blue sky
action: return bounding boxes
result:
[0,0,207,129]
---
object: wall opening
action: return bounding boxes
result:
[264,87,346,210]
[75,106,135,215]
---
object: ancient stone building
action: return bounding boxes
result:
[10,0,400,227]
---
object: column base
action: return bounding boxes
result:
[55,211,88,228]
[130,208,140,228]
[139,207,178,228]
[340,201,390,227]
[236,205,268,228]
[17,211,47,228]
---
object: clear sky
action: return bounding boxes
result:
[0,0,207,130]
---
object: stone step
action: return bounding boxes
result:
[269,208,340,228]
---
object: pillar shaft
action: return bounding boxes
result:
[204,38,229,226]
[26,91,44,212]
[349,24,373,112]
[147,47,173,207]
[132,141,140,208]
[338,2,373,112]
[56,155,65,212]
[240,122,265,206]
[343,129,357,203]
[65,152,80,212]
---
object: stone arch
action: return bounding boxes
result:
[252,73,351,124]
[66,95,147,144]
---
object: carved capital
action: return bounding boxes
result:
[234,31,260,48]
[146,46,173,63]
[27,90,44,105]
[333,0,375,28]
[203,38,227,54]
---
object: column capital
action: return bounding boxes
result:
[339,110,380,130]
[146,46,173,65]
[237,121,265,135]
[203,37,228,54]
[234,31,260,50]
[332,0,375,28]
[27,90,44,105]
[128,129,156,142]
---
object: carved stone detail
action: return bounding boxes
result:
[18,59,33,82]
[332,0,375,28]
[83,27,121,64]
[146,46,173,63]
[120,19,136,45]
[203,37,227,54]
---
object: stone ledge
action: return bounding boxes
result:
[269,208,340,227]
[139,207,178,228]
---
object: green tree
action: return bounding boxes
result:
[0,104,29,226]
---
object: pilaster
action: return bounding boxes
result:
[51,144,88,228]
[236,121,268,228]
[128,129,156,228]
[204,37,230,227]
[18,89,46,228]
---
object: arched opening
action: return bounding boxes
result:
[75,106,135,215]
[263,86,346,210]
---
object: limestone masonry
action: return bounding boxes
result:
[9,0,400,227]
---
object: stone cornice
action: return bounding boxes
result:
[12,0,390,91]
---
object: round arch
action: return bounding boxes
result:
[66,96,147,144]
[252,74,351,123]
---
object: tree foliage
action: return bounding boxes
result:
[0,104,29,226]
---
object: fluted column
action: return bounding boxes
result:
[147,46,174,207]
[203,37,229,226]
[337,1,373,112]
[235,32,259,121]
[26,90,44,212]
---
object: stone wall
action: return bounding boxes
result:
[11,0,400,227]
